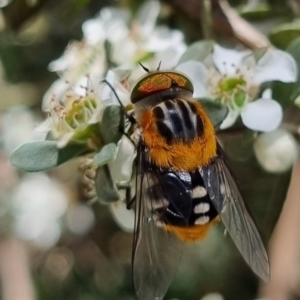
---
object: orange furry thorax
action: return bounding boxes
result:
[138,101,217,171]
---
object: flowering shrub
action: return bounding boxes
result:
[10,1,300,225]
[2,0,300,299]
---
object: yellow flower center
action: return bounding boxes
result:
[219,77,246,92]
[64,97,97,128]
[214,77,248,108]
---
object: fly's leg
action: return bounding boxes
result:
[100,79,136,124]
[101,80,137,147]
[116,183,136,210]
[126,194,136,210]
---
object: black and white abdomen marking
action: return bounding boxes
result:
[146,168,218,227]
[152,99,204,143]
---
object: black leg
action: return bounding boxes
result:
[126,194,136,210]
[116,183,135,210]
[101,79,136,125]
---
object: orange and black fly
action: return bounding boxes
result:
[106,65,270,300]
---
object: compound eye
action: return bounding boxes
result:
[131,71,194,103]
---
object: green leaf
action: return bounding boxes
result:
[195,98,228,128]
[93,143,118,167]
[178,40,214,64]
[272,81,295,109]
[239,3,273,20]
[272,37,300,108]
[100,105,124,144]
[95,165,120,204]
[11,141,88,172]
[287,37,300,79]
[72,123,100,143]
[270,24,300,50]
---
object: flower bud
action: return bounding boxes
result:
[254,129,298,173]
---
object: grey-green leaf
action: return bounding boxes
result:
[100,105,124,144]
[93,143,118,167]
[178,40,214,64]
[239,3,273,20]
[11,141,88,172]
[195,98,228,128]
[270,24,300,50]
[95,165,120,204]
[272,37,300,108]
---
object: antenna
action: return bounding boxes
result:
[157,61,162,70]
[138,62,150,73]
[100,79,136,125]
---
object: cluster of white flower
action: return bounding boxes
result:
[44,1,186,106]
[177,45,297,131]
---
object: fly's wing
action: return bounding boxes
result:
[133,143,192,300]
[200,144,270,282]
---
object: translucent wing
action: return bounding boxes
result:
[133,143,192,300]
[200,144,270,282]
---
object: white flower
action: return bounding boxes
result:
[2,106,46,155]
[66,204,95,235]
[109,136,135,185]
[45,1,186,110]
[109,200,135,232]
[108,138,135,232]
[254,128,298,173]
[241,89,283,132]
[82,1,186,79]
[82,7,130,46]
[12,173,68,248]
[40,84,104,148]
[47,41,106,97]
[177,44,297,131]
[102,70,131,107]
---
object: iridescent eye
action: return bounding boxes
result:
[130,71,194,103]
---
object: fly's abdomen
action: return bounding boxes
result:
[146,168,218,242]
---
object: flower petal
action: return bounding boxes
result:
[261,88,272,99]
[213,44,250,75]
[136,0,161,36]
[144,27,184,52]
[241,99,283,132]
[82,19,105,45]
[219,110,239,129]
[109,137,135,184]
[110,200,135,232]
[35,118,52,133]
[155,44,186,69]
[252,50,297,84]
[176,61,209,98]
[102,71,130,106]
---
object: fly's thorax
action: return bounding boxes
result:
[133,87,193,121]
[138,99,217,170]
